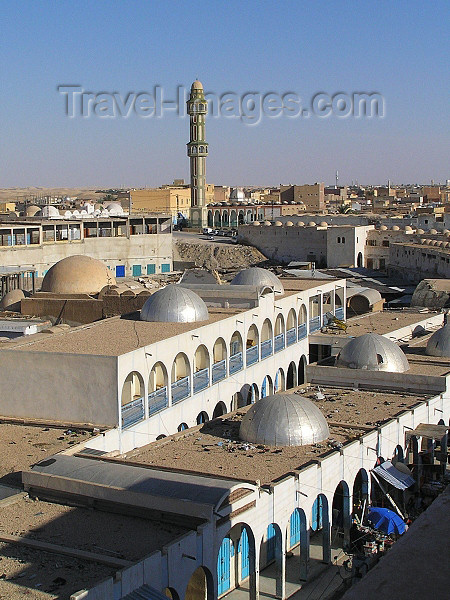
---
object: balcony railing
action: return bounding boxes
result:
[229,352,243,375]
[193,368,209,393]
[297,322,307,340]
[246,345,259,366]
[286,327,297,346]
[212,359,226,384]
[121,396,144,429]
[335,306,345,320]
[171,376,190,404]
[148,387,168,416]
[274,332,285,353]
[261,338,273,359]
[309,315,321,332]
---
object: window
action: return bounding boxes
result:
[147,264,155,275]
[382,240,390,247]
[342,236,346,243]
[161,263,170,273]
[132,264,142,277]
[337,237,341,243]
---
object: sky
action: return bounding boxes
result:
[1,0,449,188]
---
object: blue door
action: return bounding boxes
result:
[147,263,155,275]
[239,528,250,580]
[161,263,170,273]
[312,496,323,531]
[267,524,276,562]
[132,264,141,276]
[274,370,280,392]
[217,537,231,595]
[290,510,301,547]
[116,265,125,277]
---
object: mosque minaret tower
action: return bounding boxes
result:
[187,80,208,227]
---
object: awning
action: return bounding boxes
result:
[373,460,415,490]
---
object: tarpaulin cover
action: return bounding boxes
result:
[373,460,415,490]
[367,507,406,535]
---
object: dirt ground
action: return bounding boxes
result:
[175,239,267,271]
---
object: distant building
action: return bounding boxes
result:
[280,183,325,211]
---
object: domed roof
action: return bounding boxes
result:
[191,80,203,90]
[308,221,316,227]
[429,228,438,234]
[391,225,400,231]
[296,221,305,227]
[41,205,60,218]
[140,285,209,323]
[417,228,425,234]
[239,394,329,447]
[41,255,116,295]
[285,221,294,226]
[274,221,283,226]
[263,221,272,226]
[253,221,260,226]
[230,188,245,201]
[336,333,409,372]
[380,225,388,231]
[0,288,24,311]
[404,226,413,232]
[231,267,284,294]
[25,205,41,217]
[425,324,450,358]
[319,221,328,227]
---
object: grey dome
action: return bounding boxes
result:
[231,267,284,294]
[240,394,329,447]
[140,285,209,323]
[336,333,409,372]
[425,324,450,358]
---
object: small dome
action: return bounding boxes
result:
[274,221,283,226]
[0,288,24,311]
[404,226,413,232]
[319,221,328,227]
[443,229,450,235]
[41,255,116,295]
[230,188,246,202]
[380,225,388,231]
[308,221,316,227]
[336,333,409,372]
[420,239,427,245]
[416,228,425,234]
[239,394,329,447]
[285,221,294,226]
[41,205,60,218]
[140,285,209,323]
[445,232,450,238]
[253,221,260,226]
[392,225,400,231]
[25,205,41,217]
[426,324,450,358]
[231,267,284,294]
[429,228,438,234]
[191,80,203,90]
[296,221,305,227]
[264,221,272,226]
[104,202,123,213]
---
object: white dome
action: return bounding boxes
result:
[253,221,261,226]
[230,188,246,202]
[140,285,209,323]
[429,228,438,234]
[41,205,60,218]
[336,333,409,372]
[425,324,450,358]
[308,221,316,227]
[274,221,283,226]
[240,394,329,447]
[392,225,400,231]
[285,221,294,226]
[296,221,305,227]
[231,267,284,294]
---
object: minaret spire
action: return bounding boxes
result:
[187,80,208,227]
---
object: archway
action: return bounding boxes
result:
[286,308,297,346]
[238,210,245,225]
[229,331,244,374]
[298,355,307,385]
[163,587,180,600]
[212,401,227,419]
[288,508,309,581]
[217,524,257,598]
[259,523,284,597]
[178,422,188,432]
[185,565,214,600]
[298,304,307,339]
[310,494,330,563]
[148,361,168,415]
[247,383,259,404]
[212,337,227,384]
[261,318,273,359]
[121,371,145,428]
[357,252,363,267]
[287,361,297,389]
[261,374,273,398]
[222,211,229,226]
[207,211,213,228]
[274,313,285,353]
[194,344,210,393]
[197,411,209,425]
[352,469,369,522]
[246,324,259,366]
[274,368,285,392]
[156,434,166,440]
[393,444,404,464]
[171,352,191,404]
[230,210,237,227]
[332,480,351,547]
[214,211,221,227]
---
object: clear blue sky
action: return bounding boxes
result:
[1,0,449,188]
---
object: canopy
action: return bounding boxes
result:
[367,507,406,535]
[373,460,415,490]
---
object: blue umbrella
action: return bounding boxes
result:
[367,507,406,535]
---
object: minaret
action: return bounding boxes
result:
[187,80,208,227]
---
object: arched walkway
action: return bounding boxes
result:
[357,252,363,267]
[259,523,284,598]
[185,566,214,600]
[171,352,191,404]
[352,469,369,521]
[332,480,351,547]
[121,371,145,428]
[178,422,188,432]
[274,368,285,392]
[310,494,330,563]
[287,508,309,581]
[286,361,297,389]
[212,337,227,384]
[197,411,209,425]
[298,355,307,385]
[148,361,168,416]
[194,344,210,393]
[217,523,257,598]
[261,375,273,398]
[212,401,227,419]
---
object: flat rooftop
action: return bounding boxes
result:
[0,496,188,599]
[343,309,438,336]
[0,423,97,487]
[402,334,450,376]
[118,386,428,486]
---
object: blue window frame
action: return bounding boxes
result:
[161,263,170,273]
[132,264,141,276]
[147,263,156,275]
[116,265,125,277]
